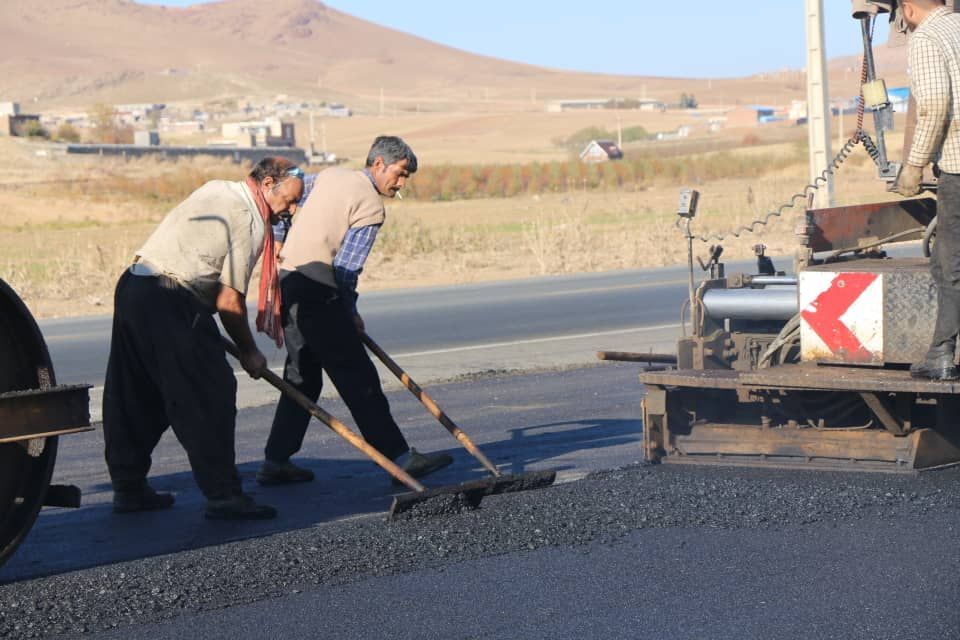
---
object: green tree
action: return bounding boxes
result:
[679,93,698,109]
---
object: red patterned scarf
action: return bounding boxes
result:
[245,176,284,348]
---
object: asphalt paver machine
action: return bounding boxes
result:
[635,1,960,472]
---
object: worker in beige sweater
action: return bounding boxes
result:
[258,136,453,485]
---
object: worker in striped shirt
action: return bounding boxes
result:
[258,136,453,485]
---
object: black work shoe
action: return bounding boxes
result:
[113,483,175,514]
[204,493,277,520]
[391,448,453,485]
[910,344,960,381]
[256,460,315,486]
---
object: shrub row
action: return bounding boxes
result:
[404,150,803,202]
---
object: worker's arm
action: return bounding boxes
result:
[907,34,952,169]
[333,224,381,330]
[216,283,267,379]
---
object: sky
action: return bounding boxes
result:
[133,1,892,78]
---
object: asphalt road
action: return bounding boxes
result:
[5,252,958,639]
[40,264,707,387]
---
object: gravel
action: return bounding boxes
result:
[2,462,960,638]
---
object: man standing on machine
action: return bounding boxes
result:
[896,0,960,380]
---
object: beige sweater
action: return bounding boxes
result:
[136,180,263,308]
[278,168,385,289]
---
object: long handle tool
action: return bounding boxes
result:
[360,332,557,511]
[222,338,424,491]
[223,337,489,518]
[360,332,500,477]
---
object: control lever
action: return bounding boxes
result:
[697,244,724,279]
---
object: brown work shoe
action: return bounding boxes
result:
[256,460,315,486]
[204,493,277,520]
[391,448,453,485]
[113,483,175,514]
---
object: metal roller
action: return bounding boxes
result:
[702,286,799,321]
[0,279,90,568]
[0,279,60,567]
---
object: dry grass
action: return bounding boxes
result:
[0,126,907,318]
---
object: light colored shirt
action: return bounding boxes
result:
[278,167,386,290]
[135,180,265,308]
[908,6,960,172]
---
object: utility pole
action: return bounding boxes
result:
[805,0,833,208]
[617,113,622,148]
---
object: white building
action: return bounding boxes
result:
[546,99,610,113]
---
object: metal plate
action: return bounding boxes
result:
[640,364,960,395]
[740,364,960,395]
[799,259,938,365]
[639,369,741,390]
[804,198,936,252]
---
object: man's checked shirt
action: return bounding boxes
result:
[908,6,960,172]
[278,171,381,313]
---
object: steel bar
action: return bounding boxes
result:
[859,392,906,436]
[749,276,798,286]
[597,351,678,364]
[360,332,501,478]
[0,385,92,443]
[221,338,426,493]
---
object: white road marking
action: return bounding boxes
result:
[86,323,680,416]
[535,279,689,298]
[386,324,679,359]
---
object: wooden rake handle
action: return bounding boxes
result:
[360,332,502,478]
[221,337,426,493]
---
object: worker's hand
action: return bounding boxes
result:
[239,348,268,379]
[895,164,924,197]
[352,313,365,333]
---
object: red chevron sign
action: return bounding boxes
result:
[800,272,879,362]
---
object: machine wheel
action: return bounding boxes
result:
[923,216,937,259]
[0,279,59,567]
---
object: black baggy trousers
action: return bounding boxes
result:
[264,272,409,463]
[930,172,960,349]
[102,271,241,499]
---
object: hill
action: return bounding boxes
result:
[0,0,896,112]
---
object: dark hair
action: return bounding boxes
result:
[249,156,299,184]
[365,136,418,173]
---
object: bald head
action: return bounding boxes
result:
[902,0,946,28]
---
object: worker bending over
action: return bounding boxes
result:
[258,136,453,485]
[103,157,303,519]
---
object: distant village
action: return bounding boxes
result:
[0,96,352,167]
[0,86,911,167]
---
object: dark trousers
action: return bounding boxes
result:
[102,271,241,499]
[265,272,409,462]
[931,172,960,350]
